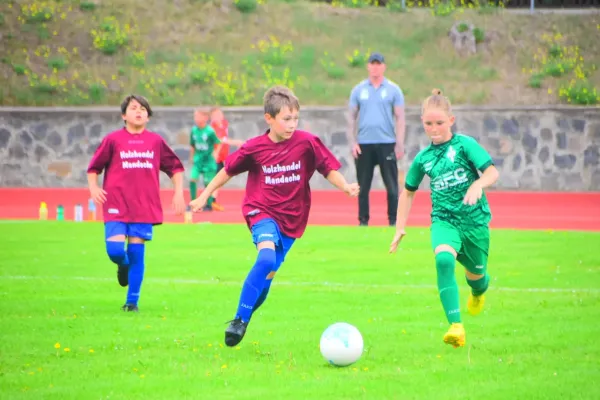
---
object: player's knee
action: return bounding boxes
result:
[435,251,456,276]
[465,270,485,281]
[434,244,457,257]
[254,248,277,278]
[266,271,276,280]
[257,239,276,251]
[106,241,127,264]
[128,236,145,244]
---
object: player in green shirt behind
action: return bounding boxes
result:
[189,108,224,211]
[389,89,500,348]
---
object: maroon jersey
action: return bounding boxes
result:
[87,128,184,225]
[225,130,341,238]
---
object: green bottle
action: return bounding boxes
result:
[57,205,64,221]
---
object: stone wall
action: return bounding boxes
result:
[0,105,599,191]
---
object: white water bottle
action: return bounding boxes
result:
[74,204,83,222]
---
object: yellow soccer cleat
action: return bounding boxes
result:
[467,293,485,316]
[443,323,466,348]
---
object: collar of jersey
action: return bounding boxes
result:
[430,133,455,148]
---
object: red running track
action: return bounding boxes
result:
[0,188,598,231]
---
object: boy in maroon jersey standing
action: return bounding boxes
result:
[190,85,360,346]
[87,94,186,312]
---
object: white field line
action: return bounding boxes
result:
[1,275,599,294]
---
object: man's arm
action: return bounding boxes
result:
[346,106,359,148]
[394,105,406,157]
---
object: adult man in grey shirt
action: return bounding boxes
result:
[346,52,406,226]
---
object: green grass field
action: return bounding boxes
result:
[1,221,599,399]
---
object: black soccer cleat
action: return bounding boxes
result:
[225,318,248,347]
[117,265,129,287]
[121,303,139,312]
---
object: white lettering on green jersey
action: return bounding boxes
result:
[405,134,494,227]
[190,125,221,165]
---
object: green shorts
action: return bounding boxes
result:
[190,163,217,183]
[430,220,490,275]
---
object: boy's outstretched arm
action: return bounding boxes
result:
[227,139,245,147]
[189,168,232,211]
[325,170,359,197]
[389,189,416,254]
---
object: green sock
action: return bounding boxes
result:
[207,195,215,207]
[190,181,197,200]
[435,252,461,324]
[467,273,490,296]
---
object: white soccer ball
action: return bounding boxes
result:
[319,322,364,367]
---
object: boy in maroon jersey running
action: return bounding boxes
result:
[88,94,186,312]
[190,85,360,346]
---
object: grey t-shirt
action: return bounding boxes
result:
[349,78,404,145]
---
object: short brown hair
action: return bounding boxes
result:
[421,88,452,115]
[263,85,300,118]
[120,94,153,117]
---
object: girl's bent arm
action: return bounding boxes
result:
[395,189,416,232]
[474,165,499,189]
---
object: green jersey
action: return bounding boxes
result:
[190,125,220,165]
[405,133,494,227]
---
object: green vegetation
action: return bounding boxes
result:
[0,0,599,106]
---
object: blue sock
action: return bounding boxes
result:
[126,243,145,306]
[254,281,273,313]
[236,248,276,323]
[254,250,284,312]
[106,241,129,266]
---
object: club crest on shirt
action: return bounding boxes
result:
[446,146,456,163]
